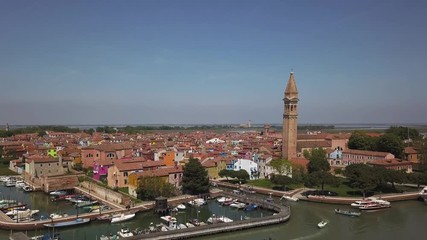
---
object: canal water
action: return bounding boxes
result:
[1,184,426,240]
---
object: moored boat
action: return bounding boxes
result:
[43,217,90,227]
[334,208,361,217]
[280,194,299,202]
[176,204,186,210]
[111,213,136,223]
[117,227,134,238]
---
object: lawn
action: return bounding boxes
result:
[247,179,304,191]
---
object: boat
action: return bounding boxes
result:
[230,202,246,209]
[176,204,186,210]
[99,233,119,240]
[97,213,121,221]
[185,222,196,228]
[419,186,427,196]
[188,198,206,206]
[111,213,136,223]
[49,190,67,196]
[23,185,33,192]
[207,214,233,224]
[178,223,187,229]
[244,203,258,212]
[43,217,90,227]
[4,180,16,187]
[334,208,361,217]
[160,215,178,230]
[280,194,299,202]
[49,213,68,219]
[350,197,390,208]
[15,181,26,188]
[359,202,391,211]
[117,227,134,238]
[318,220,328,228]
[76,200,98,208]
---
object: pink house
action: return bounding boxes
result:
[93,159,114,181]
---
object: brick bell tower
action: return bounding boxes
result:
[282,71,299,160]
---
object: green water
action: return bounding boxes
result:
[1,184,426,240]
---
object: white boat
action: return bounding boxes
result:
[216,197,233,204]
[178,223,187,229]
[111,213,136,223]
[359,202,391,211]
[160,215,178,230]
[23,185,33,192]
[6,209,38,217]
[351,197,391,208]
[15,181,26,188]
[117,227,134,238]
[185,222,196,228]
[318,220,328,228]
[49,190,67,196]
[418,186,427,196]
[188,198,206,206]
[207,215,233,224]
[177,204,186,210]
[5,180,16,187]
[280,194,299,202]
[49,213,68,219]
[230,202,246,209]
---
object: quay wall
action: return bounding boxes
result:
[80,181,129,205]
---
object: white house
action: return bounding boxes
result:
[226,158,259,180]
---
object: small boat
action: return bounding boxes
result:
[4,180,16,187]
[280,194,299,202]
[207,215,233,224]
[76,200,98,208]
[160,215,178,230]
[177,204,186,210]
[43,217,90,227]
[244,203,258,212]
[334,208,361,217]
[23,185,33,192]
[111,213,136,223]
[188,198,206,206]
[49,213,68,219]
[49,190,67,196]
[178,223,187,229]
[317,220,328,228]
[230,202,246,209]
[185,222,196,228]
[117,227,134,238]
[99,233,119,240]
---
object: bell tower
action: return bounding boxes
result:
[282,71,299,160]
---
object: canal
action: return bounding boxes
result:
[1,184,426,239]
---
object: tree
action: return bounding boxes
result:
[136,176,177,200]
[290,164,306,183]
[307,148,330,173]
[305,171,338,190]
[344,164,378,197]
[271,174,293,189]
[182,158,209,195]
[348,131,377,151]
[218,169,230,180]
[302,149,311,159]
[386,126,420,141]
[377,133,404,158]
[233,170,250,183]
[408,172,427,188]
[269,158,291,175]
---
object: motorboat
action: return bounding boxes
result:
[207,215,233,224]
[318,220,328,228]
[244,203,258,212]
[350,197,390,208]
[160,215,178,230]
[177,204,186,210]
[230,202,246,209]
[334,208,361,217]
[188,198,206,206]
[117,227,134,238]
[43,218,90,227]
[359,202,391,211]
[185,222,196,228]
[99,233,119,240]
[76,200,98,208]
[111,213,136,223]
[280,194,299,202]
[49,213,68,219]
[22,185,33,192]
[418,186,427,196]
[49,190,67,196]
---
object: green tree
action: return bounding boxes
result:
[218,169,231,180]
[386,126,420,141]
[305,171,338,191]
[344,164,378,197]
[408,172,427,188]
[269,158,291,175]
[136,176,177,200]
[182,158,209,195]
[307,148,330,173]
[348,131,377,151]
[302,149,311,159]
[233,170,250,183]
[377,133,404,158]
[271,174,293,190]
[290,164,306,183]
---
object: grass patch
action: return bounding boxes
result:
[118,187,129,194]
[248,179,275,189]
[0,166,19,175]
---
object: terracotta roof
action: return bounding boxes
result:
[343,149,392,157]
[368,159,412,166]
[404,147,418,154]
[131,166,183,178]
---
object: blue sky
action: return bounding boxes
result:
[1,0,426,125]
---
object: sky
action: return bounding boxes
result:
[1,0,426,125]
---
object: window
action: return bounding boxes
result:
[124,179,127,184]
[124,172,128,177]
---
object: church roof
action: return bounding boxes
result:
[285,72,298,97]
